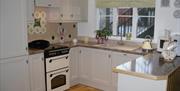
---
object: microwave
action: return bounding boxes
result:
[157,36,169,52]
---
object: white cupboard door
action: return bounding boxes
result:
[79,47,92,81]
[35,0,62,7]
[111,52,141,91]
[0,0,28,59]
[69,48,79,86]
[0,56,30,91]
[27,0,34,22]
[91,49,111,90]
[29,53,45,91]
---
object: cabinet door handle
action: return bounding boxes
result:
[123,54,127,56]
[108,54,111,58]
[48,4,52,7]
[26,60,29,64]
[42,57,44,61]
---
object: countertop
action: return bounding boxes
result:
[113,52,180,80]
[29,41,146,55]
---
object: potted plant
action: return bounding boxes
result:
[95,28,112,44]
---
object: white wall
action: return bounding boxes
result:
[154,0,180,42]
[78,0,180,42]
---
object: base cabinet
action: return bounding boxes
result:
[70,47,142,91]
[29,53,45,91]
[70,48,80,86]
[0,56,30,91]
[111,52,141,91]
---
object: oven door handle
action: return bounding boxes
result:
[50,69,69,77]
[49,56,69,63]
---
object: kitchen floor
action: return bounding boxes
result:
[66,84,102,91]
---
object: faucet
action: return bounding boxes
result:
[118,30,124,45]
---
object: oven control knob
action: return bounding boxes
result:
[66,56,68,59]
[49,60,52,63]
[66,69,69,72]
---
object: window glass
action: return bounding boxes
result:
[136,8,155,39]
[117,8,133,37]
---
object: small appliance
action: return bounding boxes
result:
[172,34,180,56]
[157,36,170,52]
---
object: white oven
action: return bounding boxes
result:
[44,46,70,91]
[46,67,70,91]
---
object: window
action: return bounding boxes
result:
[96,8,155,39]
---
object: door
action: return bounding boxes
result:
[0,0,28,59]
[29,53,45,91]
[69,48,79,86]
[0,56,30,91]
[91,49,111,90]
[79,47,92,81]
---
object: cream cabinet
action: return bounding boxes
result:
[27,0,34,22]
[35,0,63,7]
[0,56,30,91]
[78,47,92,82]
[91,49,112,91]
[70,47,141,91]
[0,0,28,59]
[111,52,141,91]
[29,53,45,91]
[69,48,80,86]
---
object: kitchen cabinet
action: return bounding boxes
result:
[91,49,112,91]
[111,52,141,91]
[0,0,28,59]
[29,53,45,91]
[27,0,34,22]
[0,56,30,91]
[35,0,63,7]
[78,47,92,82]
[69,47,80,86]
[59,0,88,22]
[35,0,88,22]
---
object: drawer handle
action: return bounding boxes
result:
[123,54,127,56]
[48,4,52,7]
[49,60,52,63]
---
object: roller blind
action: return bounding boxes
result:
[96,0,155,8]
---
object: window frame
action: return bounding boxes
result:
[96,7,155,42]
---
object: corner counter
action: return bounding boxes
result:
[113,52,180,91]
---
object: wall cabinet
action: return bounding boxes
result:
[0,56,30,91]
[27,0,34,22]
[29,53,45,91]
[0,0,28,59]
[35,0,63,7]
[35,0,88,22]
[111,52,141,91]
[69,48,80,86]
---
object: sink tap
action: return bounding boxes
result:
[118,32,124,45]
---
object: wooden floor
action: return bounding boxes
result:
[66,84,102,91]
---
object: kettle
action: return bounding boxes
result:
[142,35,153,50]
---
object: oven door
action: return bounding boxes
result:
[46,68,70,91]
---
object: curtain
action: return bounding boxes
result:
[96,0,155,8]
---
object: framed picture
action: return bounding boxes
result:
[161,0,170,7]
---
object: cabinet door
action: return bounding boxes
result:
[27,0,34,22]
[29,53,45,91]
[35,0,62,7]
[0,0,28,59]
[0,56,30,91]
[69,47,79,86]
[111,52,141,91]
[79,47,92,81]
[91,49,111,90]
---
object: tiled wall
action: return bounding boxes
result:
[28,22,77,44]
